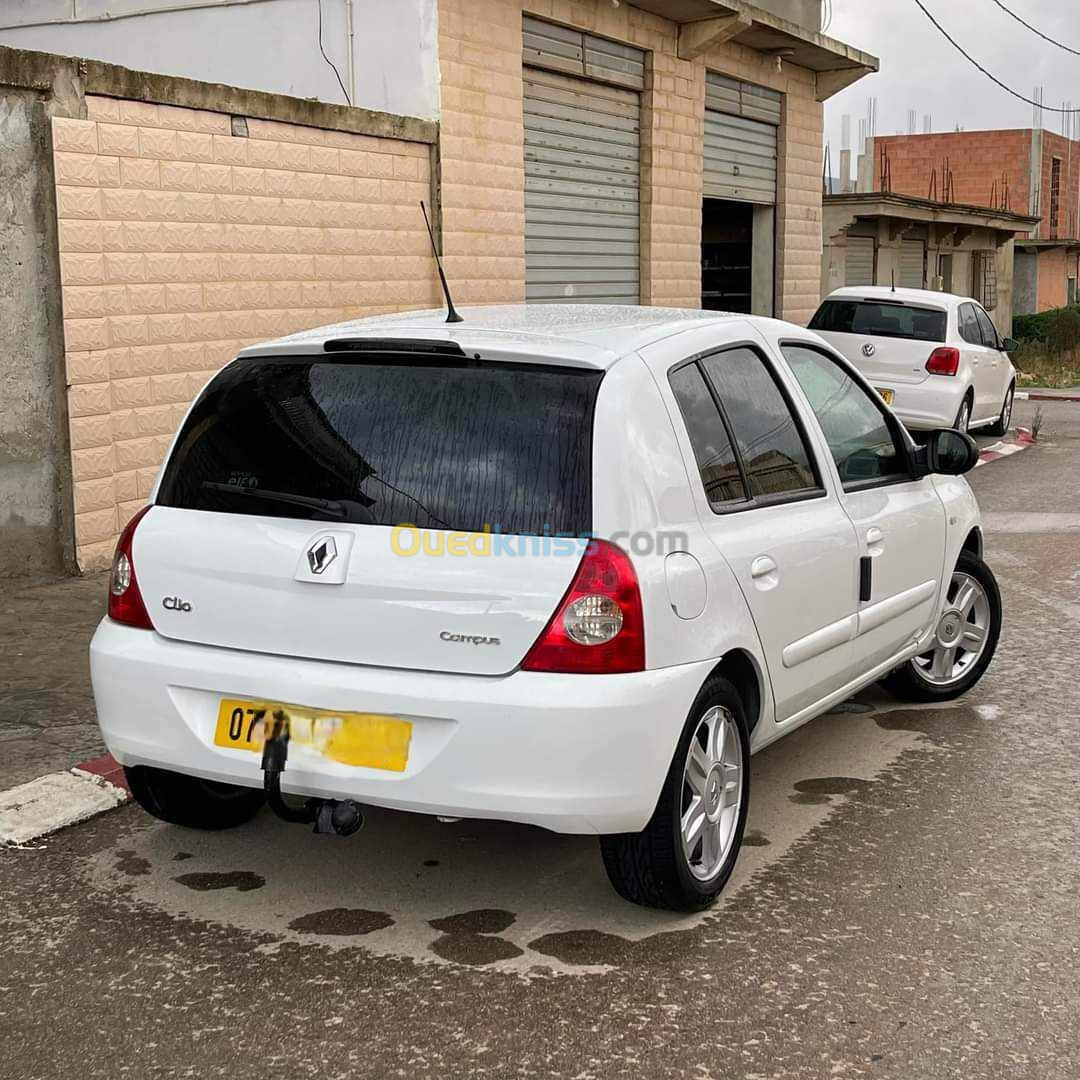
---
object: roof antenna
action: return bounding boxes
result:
[420,201,463,324]
[891,269,897,293]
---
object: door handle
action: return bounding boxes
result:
[751,556,777,579]
[866,527,884,545]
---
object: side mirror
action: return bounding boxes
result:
[1002,337,1019,353]
[925,428,979,475]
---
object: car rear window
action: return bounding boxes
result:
[156,354,603,535]
[810,300,947,343]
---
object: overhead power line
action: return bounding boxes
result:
[912,0,1080,115]
[988,0,1080,59]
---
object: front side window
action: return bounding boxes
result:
[782,344,908,487]
[973,306,1000,350]
[669,363,746,508]
[699,348,820,499]
[958,303,982,346]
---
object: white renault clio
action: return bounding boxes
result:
[91,305,1001,911]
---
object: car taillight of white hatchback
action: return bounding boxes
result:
[522,538,645,674]
[108,506,154,630]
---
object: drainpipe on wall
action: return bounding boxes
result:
[344,0,355,106]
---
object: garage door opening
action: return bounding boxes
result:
[701,198,774,314]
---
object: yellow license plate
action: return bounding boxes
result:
[875,387,895,405]
[214,698,412,772]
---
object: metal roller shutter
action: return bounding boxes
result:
[846,236,875,285]
[899,240,926,289]
[523,66,641,304]
[704,73,780,205]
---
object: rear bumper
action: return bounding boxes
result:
[885,379,967,431]
[90,620,710,835]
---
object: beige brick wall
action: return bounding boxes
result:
[438,0,824,318]
[53,97,438,570]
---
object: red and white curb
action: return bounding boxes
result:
[1016,391,1080,403]
[0,754,129,846]
[976,429,1036,467]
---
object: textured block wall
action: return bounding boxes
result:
[53,97,437,569]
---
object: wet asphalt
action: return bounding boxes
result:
[1,400,1079,1079]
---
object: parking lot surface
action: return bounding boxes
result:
[2,399,1079,1079]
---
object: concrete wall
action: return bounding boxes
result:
[1013,248,1037,315]
[0,0,439,120]
[54,95,439,570]
[753,0,822,32]
[438,0,826,323]
[0,85,74,577]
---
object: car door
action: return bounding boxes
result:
[664,340,861,724]
[780,342,948,672]
[972,304,1007,419]
[958,303,994,419]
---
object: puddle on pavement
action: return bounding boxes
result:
[84,699,955,975]
[288,908,393,935]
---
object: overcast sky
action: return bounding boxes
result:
[823,0,1080,179]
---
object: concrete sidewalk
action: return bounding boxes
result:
[0,574,106,791]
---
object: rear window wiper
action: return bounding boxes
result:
[201,481,367,521]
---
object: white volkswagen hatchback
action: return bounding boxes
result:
[810,286,1018,436]
[91,305,1002,911]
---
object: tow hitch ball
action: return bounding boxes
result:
[259,710,364,838]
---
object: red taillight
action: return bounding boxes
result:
[926,347,960,376]
[108,506,154,630]
[521,539,644,674]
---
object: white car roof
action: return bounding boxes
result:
[239,304,751,369]
[822,286,968,309]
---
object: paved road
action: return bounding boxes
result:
[2,400,1079,1079]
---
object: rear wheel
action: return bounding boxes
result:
[985,383,1015,437]
[953,393,973,434]
[600,678,749,911]
[882,552,1001,702]
[125,765,265,830]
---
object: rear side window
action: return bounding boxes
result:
[700,348,819,499]
[669,363,746,508]
[810,300,947,344]
[157,355,603,536]
[669,345,821,511]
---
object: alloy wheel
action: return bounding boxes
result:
[956,398,971,434]
[913,571,991,686]
[681,705,744,881]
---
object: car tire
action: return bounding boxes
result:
[985,383,1015,437]
[599,677,750,911]
[125,765,265,830]
[882,552,1001,703]
[953,393,973,434]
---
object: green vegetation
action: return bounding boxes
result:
[1012,304,1080,388]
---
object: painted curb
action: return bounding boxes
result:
[0,754,129,846]
[976,434,1034,467]
[1015,391,1080,403]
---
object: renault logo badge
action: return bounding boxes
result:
[307,536,338,575]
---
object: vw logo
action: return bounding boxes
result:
[307,536,338,575]
[861,342,876,358]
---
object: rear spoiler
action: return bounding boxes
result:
[323,338,466,357]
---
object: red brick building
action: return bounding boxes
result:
[863,129,1080,314]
